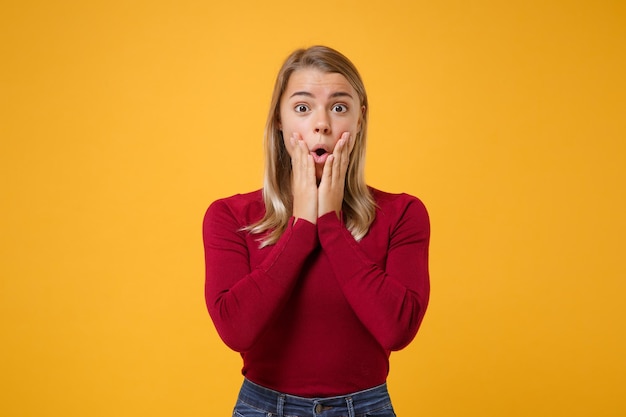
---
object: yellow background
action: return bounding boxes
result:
[1,0,625,416]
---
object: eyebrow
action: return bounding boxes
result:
[289,91,354,99]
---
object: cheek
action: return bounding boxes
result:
[342,115,360,133]
[279,105,299,131]
[340,121,360,150]
[279,120,300,142]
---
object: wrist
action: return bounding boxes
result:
[318,208,340,219]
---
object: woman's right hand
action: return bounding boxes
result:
[290,133,318,224]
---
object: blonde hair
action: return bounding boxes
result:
[247,45,376,247]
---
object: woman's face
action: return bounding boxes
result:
[279,68,363,180]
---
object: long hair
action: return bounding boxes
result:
[246,45,376,247]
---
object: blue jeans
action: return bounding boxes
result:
[233,379,397,417]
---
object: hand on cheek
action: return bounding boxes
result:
[318,132,352,218]
[290,133,318,224]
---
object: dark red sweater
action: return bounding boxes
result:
[203,188,430,397]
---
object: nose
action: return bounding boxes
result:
[314,112,331,135]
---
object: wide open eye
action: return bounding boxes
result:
[332,104,348,113]
[295,104,309,113]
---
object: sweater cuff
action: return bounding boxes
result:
[260,216,318,282]
[288,215,319,248]
[317,210,343,228]
[317,210,353,249]
[317,211,376,286]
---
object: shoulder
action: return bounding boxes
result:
[204,189,265,227]
[209,189,263,211]
[370,187,428,218]
[368,187,430,240]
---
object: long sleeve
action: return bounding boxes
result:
[317,194,430,351]
[203,197,318,352]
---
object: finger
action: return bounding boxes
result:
[339,132,350,156]
[306,153,315,184]
[291,136,306,187]
[340,133,351,172]
[331,143,343,184]
[290,133,300,161]
[346,131,356,154]
[292,133,315,185]
[299,141,312,175]
[289,134,297,157]
[332,133,350,183]
[332,132,350,160]
[321,154,334,186]
[291,133,307,168]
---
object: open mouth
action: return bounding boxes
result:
[315,148,327,157]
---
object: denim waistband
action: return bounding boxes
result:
[236,378,393,417]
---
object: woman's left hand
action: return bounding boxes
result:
[318,132,352,218]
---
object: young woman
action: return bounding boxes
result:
[203,45,430,417]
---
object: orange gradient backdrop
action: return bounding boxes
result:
[1,1,625,416]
